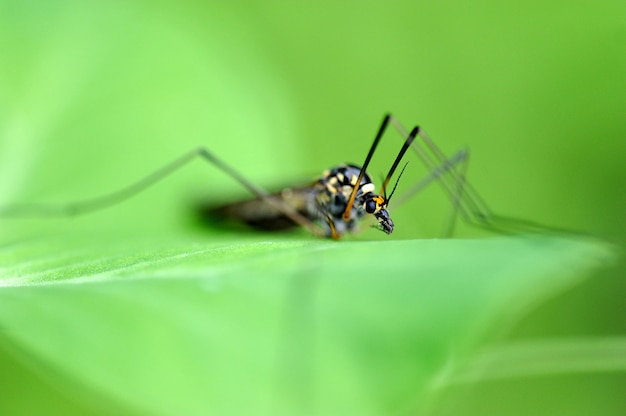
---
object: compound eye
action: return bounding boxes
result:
[365,199,377,214]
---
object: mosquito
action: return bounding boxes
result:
[0,114,556,239]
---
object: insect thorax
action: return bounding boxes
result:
[309,164,376,235]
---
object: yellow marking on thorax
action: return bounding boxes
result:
[350,175,358,186]
[341,185,355,199]
[361,183,375,194]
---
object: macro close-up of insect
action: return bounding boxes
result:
[2,3,621,416]
[1,113,543,239]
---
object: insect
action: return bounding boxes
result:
[0,114,555,239]
[202,115,418,239]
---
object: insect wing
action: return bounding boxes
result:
[199,182,318,231]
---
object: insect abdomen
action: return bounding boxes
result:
[198,189,314,231]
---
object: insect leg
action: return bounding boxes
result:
[0,147,326,237]
[388,116,574,235]
[441,145,470,237]
[0,148,201,217]
[195,149,326,237]
[324,213,340,240]
[388,116,508,233]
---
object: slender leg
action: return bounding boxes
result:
[442,146,469,237]
[324,214,339,240]
[0,149,199,217]
[0,147,326,237]
[387,116,575,236]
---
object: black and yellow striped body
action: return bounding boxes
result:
[203,163,394,237]
[313,164,376,236]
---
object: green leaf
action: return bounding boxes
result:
[0,1,622,415]
[433,337,626,385]
[0,231,614,416]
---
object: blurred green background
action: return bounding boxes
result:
[0,0,624,415]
